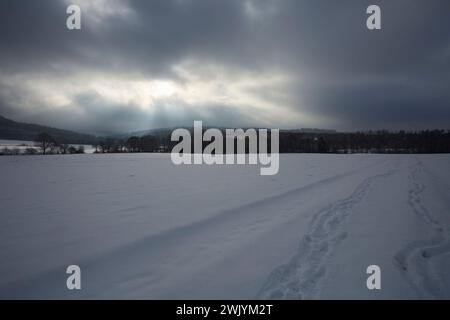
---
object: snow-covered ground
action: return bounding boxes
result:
[0,139,95,154]
[0,154,449,299]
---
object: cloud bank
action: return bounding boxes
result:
[0,0,449,134]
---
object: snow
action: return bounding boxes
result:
[0,139,95,154]
[0,153,449,299]
[0,139,36,146]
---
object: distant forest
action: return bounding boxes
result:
[96,129,450,154]
[277,130,450,154]
[1,115,449,155]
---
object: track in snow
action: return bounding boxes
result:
[394,158,450,299]
[257,162,397,299]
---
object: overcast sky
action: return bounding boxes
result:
[1,0,449,134]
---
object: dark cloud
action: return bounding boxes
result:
[0,0,449,134]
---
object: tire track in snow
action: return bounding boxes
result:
[257,162,397,299]
[394,158,450,299]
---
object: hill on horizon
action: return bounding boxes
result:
[0,115,99,145]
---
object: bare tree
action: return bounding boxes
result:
[126,136,140,152]
[36,132,54,155]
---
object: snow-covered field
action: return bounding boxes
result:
[0,154,449,299]
[0,139,95,154]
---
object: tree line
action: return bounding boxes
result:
[278,130,450,154]
[0,132,86,155]
[100,129,450,154]
[1,129,449,156]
